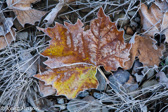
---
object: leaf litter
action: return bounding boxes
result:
[0,0,168,111]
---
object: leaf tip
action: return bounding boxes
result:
[97,7,106,18]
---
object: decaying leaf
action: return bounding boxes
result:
[139,1,168,42]
[125,35,164,69]
[34,8,131,99]
[0,28,15,49]
[7,0,47,26]
[0,13,13,36]
[44,0,76,25]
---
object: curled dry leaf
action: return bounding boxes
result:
[139,2,168,42]
[34,8,131,99]
[7,0,47,26]
[44,0,76,25]
[125,35,164,69]
[156,72,168,88]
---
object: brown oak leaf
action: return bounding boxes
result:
[139,1,168,42]
[7,0,47,26]
[124,35,164,69]
[34,8,131,99]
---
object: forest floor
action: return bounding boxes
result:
[0,0,168,112]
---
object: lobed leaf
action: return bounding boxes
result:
[34,8,131,99]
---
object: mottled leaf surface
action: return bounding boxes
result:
[35,65,97,98]
[34,8,131,99]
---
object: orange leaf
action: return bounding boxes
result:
[34,8,131,99]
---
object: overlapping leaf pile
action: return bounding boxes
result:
[34,8,164,99]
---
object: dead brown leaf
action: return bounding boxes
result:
[139,1,168,42]
[7,0,47,26]
[44,0,76,25]
[0,28,15,49]
[124,35,164,69]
